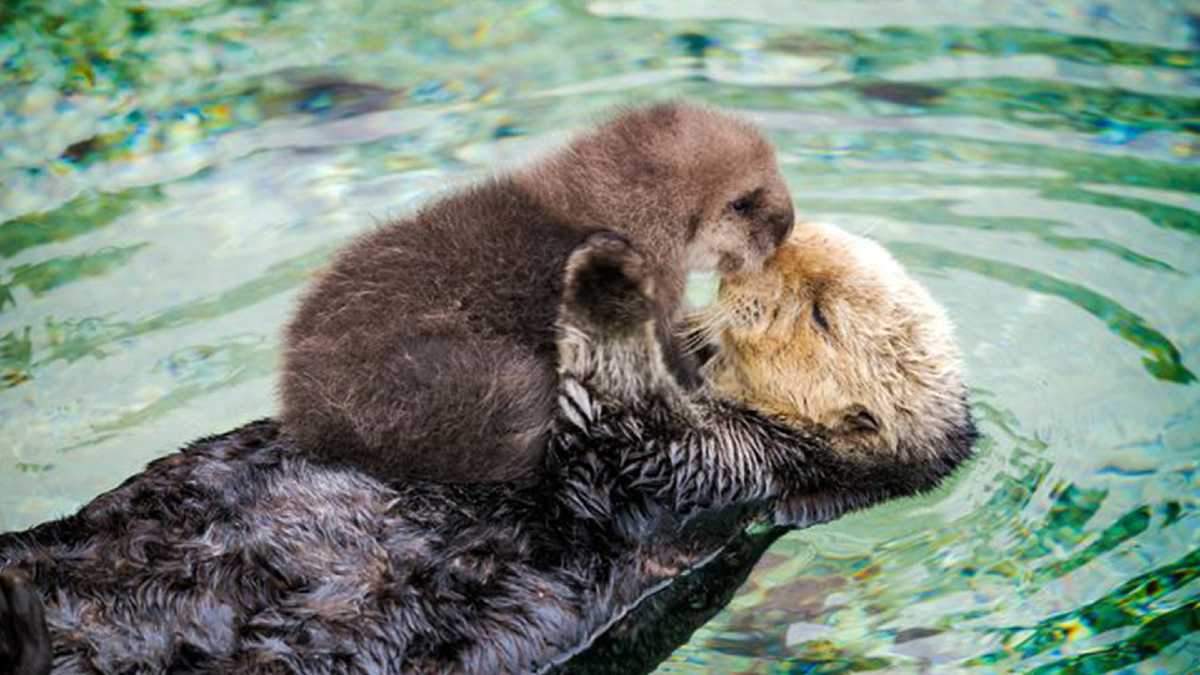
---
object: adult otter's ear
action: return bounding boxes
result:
[560,231,657,337]
[0,569,51,675]
[836,404,881,436]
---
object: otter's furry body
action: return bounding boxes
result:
[0,420,729,674]
[280,102,793,483]
[0,231,976,674]
[282,178,582,483]
[0,401,970,674]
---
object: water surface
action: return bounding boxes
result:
[1,0,1198,671]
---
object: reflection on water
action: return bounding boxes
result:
[1,0,1197,671]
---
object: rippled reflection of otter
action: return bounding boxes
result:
[0,228,975,674]
[280,102,794,484]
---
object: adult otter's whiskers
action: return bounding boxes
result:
[678,309,731,356]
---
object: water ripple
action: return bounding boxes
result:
[891,241,1195,384]
[1,0,1197,670]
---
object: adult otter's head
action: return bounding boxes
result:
[694,222,972,462]
[518,101,794,279]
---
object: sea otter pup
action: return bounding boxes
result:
[279,101,794,483]
[0,225,975,674]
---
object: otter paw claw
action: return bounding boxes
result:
[562,231,656,335]
[558,377,598,431]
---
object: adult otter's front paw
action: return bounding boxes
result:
[560,231,657,337]
[771,492,845,529]
[0,569,51,675]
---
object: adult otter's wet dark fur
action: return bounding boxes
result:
[0,570,48,675]
[280,101,794,483]
[0,234,975,674]
[561,525,791,675]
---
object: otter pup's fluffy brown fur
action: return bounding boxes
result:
[280,102,794,483]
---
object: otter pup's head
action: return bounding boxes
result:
[694,222,971,461]
[608,103,796,276]
[521,102,794,280]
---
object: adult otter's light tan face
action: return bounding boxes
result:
[696,222,969,461]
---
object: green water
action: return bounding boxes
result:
[1,0,1198,672]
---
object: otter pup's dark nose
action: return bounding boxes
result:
[768,206,795,246]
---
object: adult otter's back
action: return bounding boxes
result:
[280,102,794,483]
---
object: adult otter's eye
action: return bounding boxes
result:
[811,301,831,332]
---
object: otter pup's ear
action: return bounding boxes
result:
[836,404,881,436]
[0,569,51,675]
[561,231,657,337]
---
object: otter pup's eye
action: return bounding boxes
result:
[728,189,762,215]
[811,301,831,332]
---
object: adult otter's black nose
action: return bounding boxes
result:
[768,206,795,246]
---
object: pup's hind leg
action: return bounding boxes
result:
[0,569,51,675]
[556,231,684,407]
[559,231,657,338]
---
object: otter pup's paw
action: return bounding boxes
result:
[560,231,657,338]
[556,232,692,411]
[0,569,51,675]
